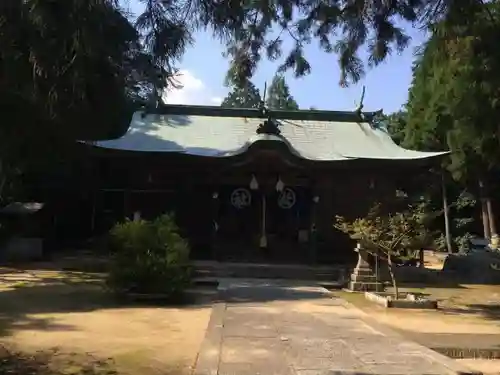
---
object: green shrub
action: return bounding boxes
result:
[106,213,191,297]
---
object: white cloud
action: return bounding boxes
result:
[162,70,222,106]
[210,96,223,105]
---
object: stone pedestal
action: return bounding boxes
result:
[348,245,384,292]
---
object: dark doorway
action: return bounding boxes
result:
[266,186,312,263]
[214,184,313,263]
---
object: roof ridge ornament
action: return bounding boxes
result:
[256,81,281,136]
[256,101,281,136]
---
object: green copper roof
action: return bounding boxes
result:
[94,104,448,161]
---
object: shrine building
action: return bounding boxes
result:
[57,104,447,264]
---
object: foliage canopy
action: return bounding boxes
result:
[405,1,500,183]
[334,196,436,260]
[221,81,263,108]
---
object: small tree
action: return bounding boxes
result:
[334,197,435,298]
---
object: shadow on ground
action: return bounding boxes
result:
[0,267,216,338]
[466,303,500,319]
[0,265,350,339]
[0,345,189,375]
[0,346,116,375]
[220,285,339,303]
[441,303,500,322]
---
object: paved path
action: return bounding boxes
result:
[194,279,480,375]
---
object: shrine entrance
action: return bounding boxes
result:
[214,177,314,264]
[265,186,313,263]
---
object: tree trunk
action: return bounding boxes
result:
[387,253,399,299]
[482,205,491,239]
[442,172,453,253]
[486,197,497,237]
[479,179,491,239]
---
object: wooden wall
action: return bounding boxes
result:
[50,149,426,264]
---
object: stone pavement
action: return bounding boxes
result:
[194,279,480,375]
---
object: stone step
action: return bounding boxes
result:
[350,274,380,282]
[193,262,348,281]
[351,268,376,276]
[192,277,220,287]
[349,280,384,292]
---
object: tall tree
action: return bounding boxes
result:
[265,75,299,110]
[221,82,262,108]
[134,0,487,88]
[404,1,500,241]
[0,0,165,202]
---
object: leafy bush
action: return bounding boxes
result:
[106,213,191,297]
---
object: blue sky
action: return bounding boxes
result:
[127,1,427,114]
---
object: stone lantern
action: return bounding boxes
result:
[348,242,384,292]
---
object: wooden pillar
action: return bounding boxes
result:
[310,196,319,265]
[90,190,96,234]
[123,189,129,220]
[313,176,334,264]
[318,179,334,231]
[259,194,267,248]
[210,169,221,261]
[211,189,219,260]
[309,179,322,265]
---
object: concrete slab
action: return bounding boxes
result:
[192,302,225,375]
[218,361,295,375]
[221,337,283,363]
[193,279,481,375]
